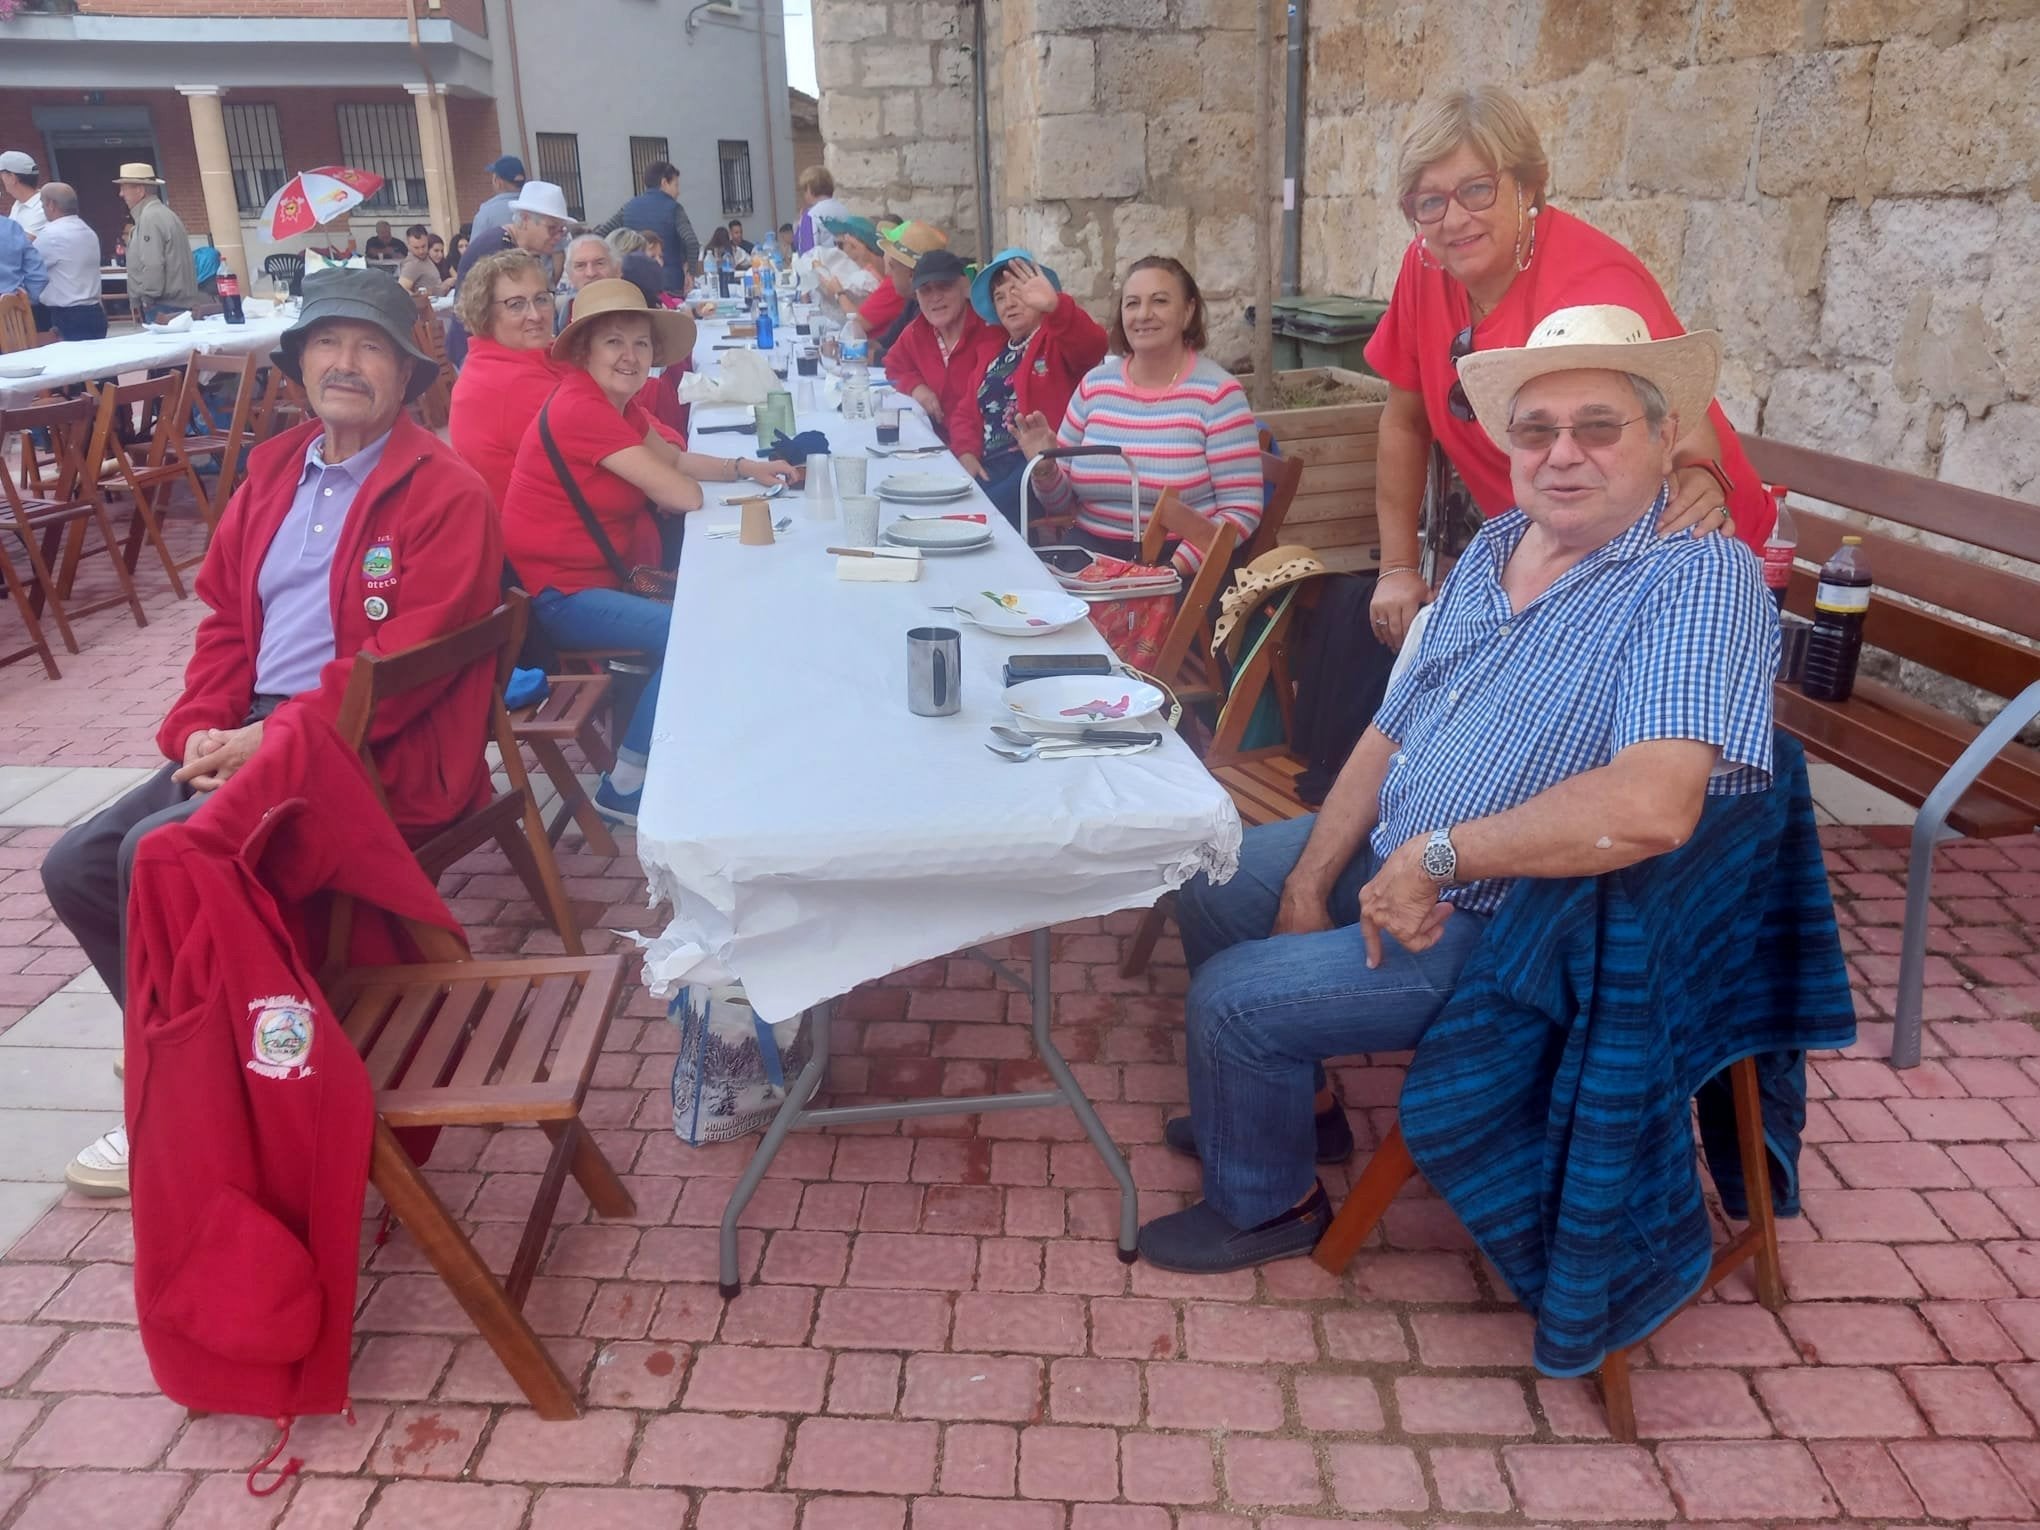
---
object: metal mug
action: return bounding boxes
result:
[908,626,963,717]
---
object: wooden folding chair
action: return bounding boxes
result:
[92,368,212,599]
[1311,1054,1784,1443]
[0,290,38,354]
[251,366,310,444]
[1242,439,1307,565]
[1135,487,1238,707]
[509,672,620,858]
[407,294,457,432]
[172,351,261,558]
[1121,572,1325,977]
[335,592,586,957]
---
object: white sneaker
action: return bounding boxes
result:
[66,1128,130,1198]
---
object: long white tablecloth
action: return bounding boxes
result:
[0,310,296,404]
[633,323,1241,1022]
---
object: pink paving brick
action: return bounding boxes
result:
[1319,1308,1409,1362]
[1393,1374,1535,1435]
[1803,1186,1954,1240]
[9,1472,190,1530]
[1627,1368,1773,1438]
[367,1403,492,1478]
[1067,1509,1167,1530]
[12,1393,185,1468]
[1017,1424,1119,1501]
[1222,1437,1324,1506]
[633,1413,788,1489]
[1048,1357,1140,1425]
[848,1232,981,1291]
[1811,1439,1925,1518]
[1410,1309,1537,1366]
[1656,1439,1839,1519]
[1922,1300,2027,1361]
[167,1408,385,1475]
[1646,1302,1800,1367]
[940,1422,1018,1497]
[1754,1364,1928,1437]
[828,1352,902,1415]
[1901,1363,2038,1436]
[685,1344,830,1414]
[527,1486,695,1530]
[1891,1437,2039,1519]
[361,1482,531,1530]
[1321,1442,1430,1514]
[1087,1297,1177,1360]
[1534,1377,1616,1439]
[1903,1240,2023,1299]
[1181,1303,1317,1363]
[802,1500,909,1530]
[900,1353,1045,1422]
[1119,1431,1216,1505]
[812,1287,953,1351]
[1890,1096,2027,1140]
[28,1325,157,1392]
[909,1500,1063,1530]
[951,1292,1087,1355]
[474,1409,638,1483]
[1432,1445,1514,1512]
[785,1417,939,1495]
[1781,1299,1948,1363]
[1143,1360,1286,1432]
[693,1498,803,1530]
[1781,1240,1925,1299]
[350,1334,457,1400]
[1502,1443,1674,1520]
[586,1341,690,1409]
[759,1229,850,1286]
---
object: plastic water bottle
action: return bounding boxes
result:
[756,303,775,352]
[1800,536,1872,702]
[1761,484,1794,611]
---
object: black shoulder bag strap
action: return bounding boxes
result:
[537,397,635,587]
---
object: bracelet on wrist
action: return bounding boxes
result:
[1378,563,1419,578]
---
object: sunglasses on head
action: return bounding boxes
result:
[1504,416,1644,453]
[1400,173,1502,226]
[1446,324,1476,421]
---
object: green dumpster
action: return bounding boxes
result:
[1271,295,1388,375]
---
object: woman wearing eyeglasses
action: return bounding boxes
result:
[449,249,568,511]
[1364,85,1774,649]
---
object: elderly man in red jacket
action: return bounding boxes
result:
[42,266,503,1198]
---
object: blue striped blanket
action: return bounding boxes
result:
[1400,734,1856,1376]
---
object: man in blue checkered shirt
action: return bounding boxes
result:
[1140,307,1780,1275]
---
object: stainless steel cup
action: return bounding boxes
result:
[908,627,963,717]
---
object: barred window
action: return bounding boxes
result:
[335,102,427,212]
[223,103,289,214]
[535,133,585,221]
[629,136,670,193]
[718,139,753,217]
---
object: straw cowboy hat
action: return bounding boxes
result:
[551,278,697,367]
[1455,304,1721,453]
[881,219,948,270]
[113,162,166,186]
[1211,544,1331,655]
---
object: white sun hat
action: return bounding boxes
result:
[1455,304,1721,451]
[509,180,572,222]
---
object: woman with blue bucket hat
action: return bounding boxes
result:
[948,247,1108,528]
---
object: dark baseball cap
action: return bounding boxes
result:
[486,155,527,180]
[911,250,970,292]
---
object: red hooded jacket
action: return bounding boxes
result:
[127,706,463,1423]
[945,293,1110,464]
[159,417,503,838]
[884,311,1002,441]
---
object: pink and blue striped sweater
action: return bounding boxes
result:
[1036,353,1262,572]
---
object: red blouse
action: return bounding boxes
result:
[1365,207,1774,552]
[499,368,663,597]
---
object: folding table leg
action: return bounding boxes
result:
[719,998,832,1298]
[1030,927,1141,1260]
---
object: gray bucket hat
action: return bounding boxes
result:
[273,267,441,404]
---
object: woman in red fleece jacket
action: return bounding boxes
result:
[949,249,1109,530]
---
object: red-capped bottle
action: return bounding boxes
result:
[1761,483,1794,611]
[217,268,245,325]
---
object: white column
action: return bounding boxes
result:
[175,85,249,287]
[406,84,456,243]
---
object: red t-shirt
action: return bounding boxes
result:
[500,367,664,597]
[1365,207,1773,552]
[447,336,563,512]
[858,279,906,336]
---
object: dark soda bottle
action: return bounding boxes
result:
[217,268,244,325]
[1800,536,1871,702]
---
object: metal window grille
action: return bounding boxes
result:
[335,102,427,213]
[223,102,289,215]
[629,136,670,193]
[718,139,754,217]
[535,133,585,220]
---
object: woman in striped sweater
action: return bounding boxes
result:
[1024,256,1263,574]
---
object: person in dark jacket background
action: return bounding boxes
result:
[592,159,700,296]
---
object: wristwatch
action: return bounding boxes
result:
[1421,827,1458,885]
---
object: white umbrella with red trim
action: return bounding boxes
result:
[258,166,387,242]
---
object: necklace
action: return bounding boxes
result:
[1129,348,1190,390]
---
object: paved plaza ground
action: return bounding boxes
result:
[1,542,2038,1529]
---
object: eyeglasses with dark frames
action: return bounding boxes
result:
[494,294,545,315]
[1504,417,1645,453]
[1400,173,1503,226]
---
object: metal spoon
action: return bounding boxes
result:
[991,724,1160,748]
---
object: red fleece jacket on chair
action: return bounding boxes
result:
[126,706,463,1422]
[158,416,503,838]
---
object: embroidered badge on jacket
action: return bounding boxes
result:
[247,995,316,1080]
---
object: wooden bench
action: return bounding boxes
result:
[1257,375,1384,574]
[1741,435,2040,1067]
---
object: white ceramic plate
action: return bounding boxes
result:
[879,473,973,502]
[964,587,1092,637]
[882,517,994,549]
[0,363,45,379]
[1004,674,1166,733]
[881,528,990,557]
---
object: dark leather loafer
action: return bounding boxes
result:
[1164,1104,1355,1165]
[1136,1183,1333,1274]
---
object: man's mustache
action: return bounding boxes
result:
[316,371,373,395]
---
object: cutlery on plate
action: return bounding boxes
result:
[985,738,1157,762]
[990,725,1161,748]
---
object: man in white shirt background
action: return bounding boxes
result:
[1,151,47,243]
[35,183,105,341]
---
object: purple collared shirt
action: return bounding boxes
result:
[252,428,392,696]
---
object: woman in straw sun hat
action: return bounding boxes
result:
[1361,84,1773,650]
[497,279,794,825]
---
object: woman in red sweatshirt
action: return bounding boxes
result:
[947,249,1108,530]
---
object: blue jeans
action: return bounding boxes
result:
[531,586,672,757]
[1175,813,1491,1226]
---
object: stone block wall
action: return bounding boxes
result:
[1303,0,2038,500]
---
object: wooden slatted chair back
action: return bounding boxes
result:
[1136,487,1239,696]
[0,290,37,353]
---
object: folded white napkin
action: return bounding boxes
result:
[1024,736,1162,759]
[678,348,778,407]
[150,311,194,333]
[836,553,921,582]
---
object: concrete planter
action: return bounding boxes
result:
[1247,367,1389,574]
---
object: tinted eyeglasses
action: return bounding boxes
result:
[1504,416,1644,453]
[1400,173,1502,226]
[1446,324,1476,422]
[494,294,545,316]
